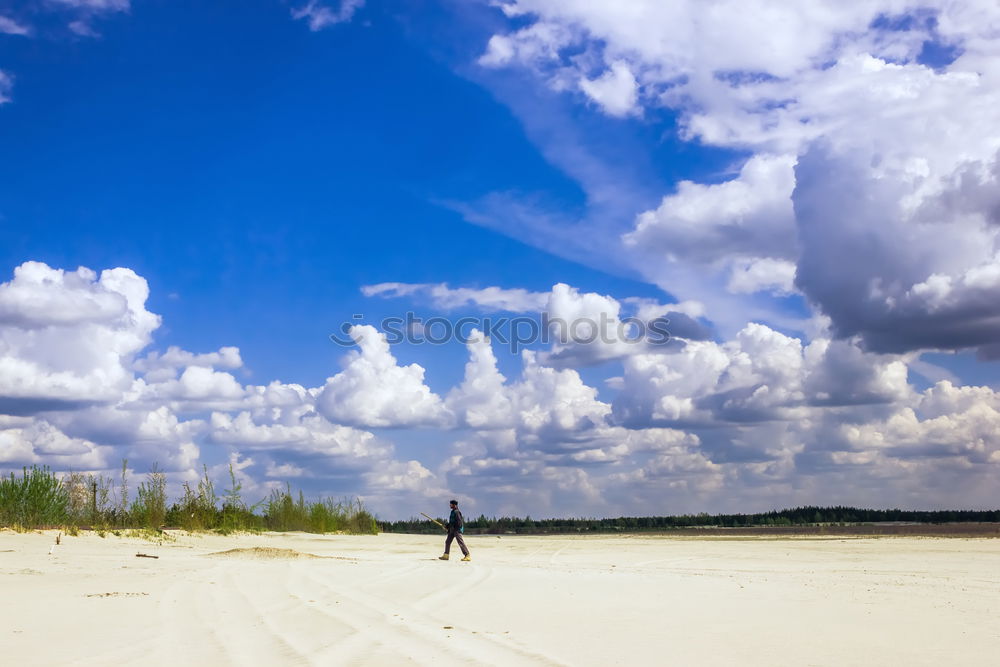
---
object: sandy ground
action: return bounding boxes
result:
[1,530,998,666]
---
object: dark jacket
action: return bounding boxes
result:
[448,508,464,533]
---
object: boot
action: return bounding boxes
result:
[461,555,471,562]
[438,554,449,560]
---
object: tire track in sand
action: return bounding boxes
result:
[160,561,312,666]
[295,562,566,666]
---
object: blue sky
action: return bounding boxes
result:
[1,0,683,385]
[2,1,999,519]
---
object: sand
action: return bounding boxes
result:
[1,530,997,666]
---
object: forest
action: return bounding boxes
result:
[382,506,1000,535]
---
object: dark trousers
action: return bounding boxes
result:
[444,530,469,556]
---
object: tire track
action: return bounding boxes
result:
[410,561,494,612]
[161,561,313,666]
[297,564,566,666]
[219,562,326,665]
[548,544,570,565]
[287,564,445,665]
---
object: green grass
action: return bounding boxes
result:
[131,465,167,531]
[261,486,377,535]
[0,461,379,536]
[0,466,69,528]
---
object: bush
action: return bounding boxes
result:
[61,472,114,529]
[0,466,70,528]
[342,497,378,535]
[130,465,167,531]
[264,485,309,532]
[217,463,263,534]
[308,498,343,533]
[263,489,376,535]
[174,466,219,532]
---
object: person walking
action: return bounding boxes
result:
[439,499,471,561]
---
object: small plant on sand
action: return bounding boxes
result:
[174,466,219,532]
[217,464,262,534]
[130,464,167,532]
[91,473,114,535]
[114,459,130,528]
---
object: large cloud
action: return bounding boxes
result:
[0,262,159,413]
[446,331,513,429]
[625,154,799,298]
[367,281,699,366]
[482,1,1000,355]
[0,417,110,469]
[821,381,1000,464]
[446,330,612,443]
[625,155,797,267]
[794,144,1000,353]
[209,410,389,462]
[479,1,931,124]
[316,325,451,428]
[612,323,910,428]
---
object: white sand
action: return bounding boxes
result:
[2,529,998,666]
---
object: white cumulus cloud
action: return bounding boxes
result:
[316,325,451,428]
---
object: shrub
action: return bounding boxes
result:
[61,472,114,529]
[340,497,378,535]
[130,465,167,531]
[308,498,342,533]
[0,466,70,528]
[174,466,218,532]
[264,484,310,532]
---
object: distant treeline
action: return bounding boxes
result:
[381,506,1000,535]
[0,463,377,535]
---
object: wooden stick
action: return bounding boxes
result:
[420,512,446,530]
[135,553,159,559]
